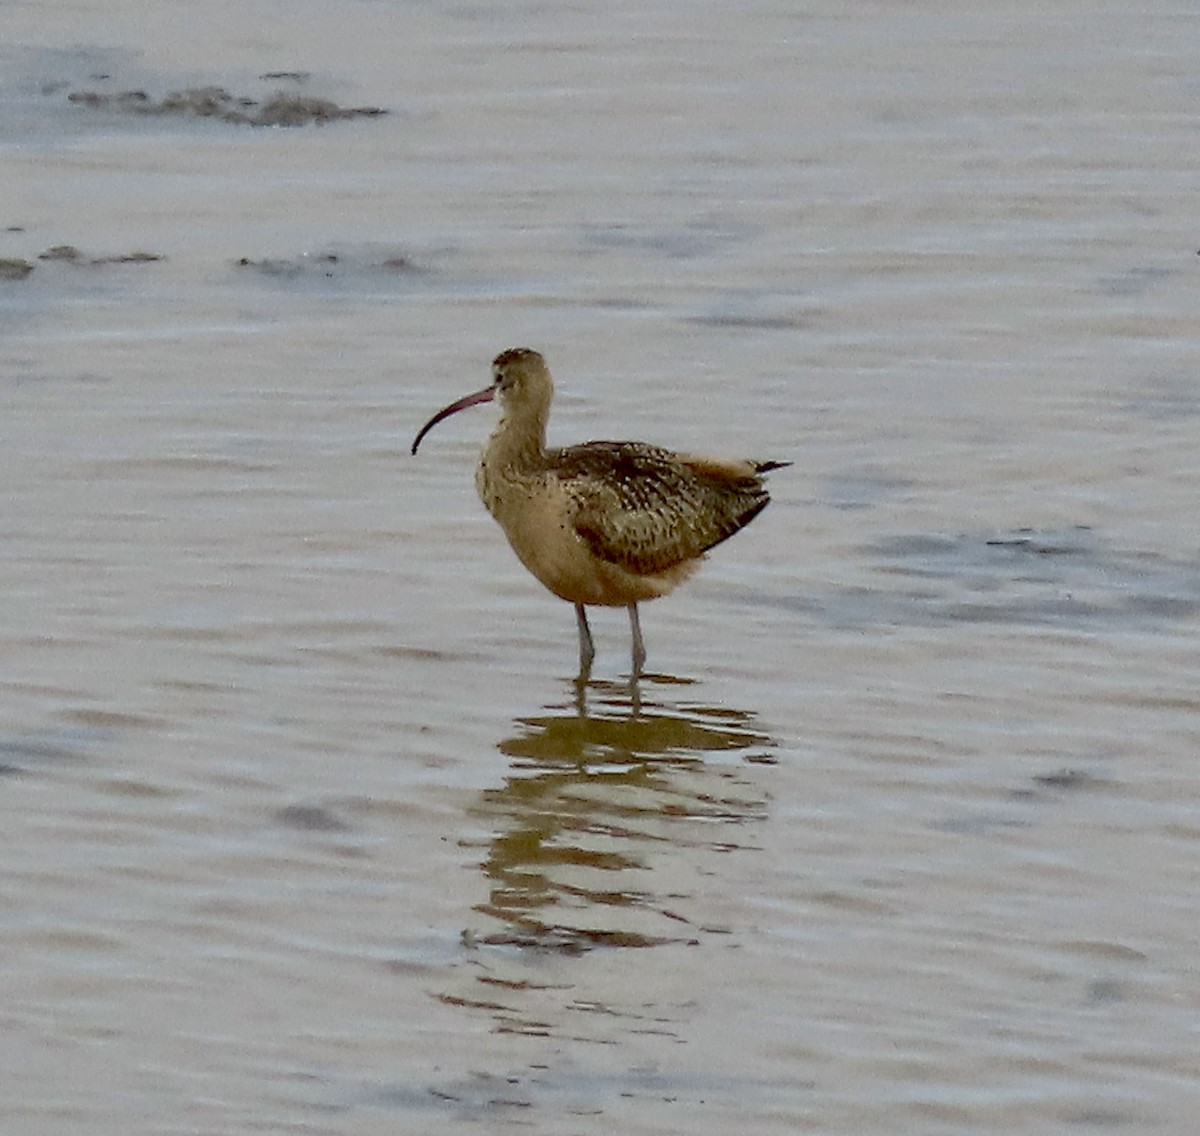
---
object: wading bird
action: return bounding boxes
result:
[412,348,787,680]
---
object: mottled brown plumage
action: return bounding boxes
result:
[561,442,780,576]
[412,347,788,679]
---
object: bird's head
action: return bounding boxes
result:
[412,347,553,454]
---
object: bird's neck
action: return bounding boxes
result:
[485,403,547,470]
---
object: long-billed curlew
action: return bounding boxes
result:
[412,348,788,680]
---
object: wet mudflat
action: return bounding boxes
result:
[2,2,1198,1133]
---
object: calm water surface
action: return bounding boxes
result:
[2,2,1198,1133]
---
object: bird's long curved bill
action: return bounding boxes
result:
[411,385,495,454]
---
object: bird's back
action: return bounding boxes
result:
[553,441,785,577]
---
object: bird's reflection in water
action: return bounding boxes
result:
[468,675,776,953]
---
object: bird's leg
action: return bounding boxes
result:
[627,603,646,680]
[575,603,594,683]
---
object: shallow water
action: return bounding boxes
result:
[2,2,1198,1133]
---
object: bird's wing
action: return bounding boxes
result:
[554,441,774,576]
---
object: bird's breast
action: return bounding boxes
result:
[473,459,691,606]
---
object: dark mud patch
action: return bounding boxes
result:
[0,246,164,282]
[38,245,164,266]
[232,245,430,293]
[236,249,418,278]
[67,84,385,126]
[0,258,35,280]
[1,47,385,141]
